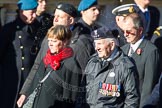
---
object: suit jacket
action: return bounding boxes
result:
[121,39,161,108]
[147,6,160,41]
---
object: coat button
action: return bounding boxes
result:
[22,57,24,60]
[20,46,23,49]
[19,36,22,38]
[21,67,24,71]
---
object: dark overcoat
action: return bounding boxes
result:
[121,39,161,108]
[21,56,82,108]
[0,16,39,108]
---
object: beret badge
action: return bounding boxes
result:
[57,4,62,9]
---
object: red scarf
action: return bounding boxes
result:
[43,47,73,70]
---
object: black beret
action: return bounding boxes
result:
[56,3,78,18]
[91,27,117,40]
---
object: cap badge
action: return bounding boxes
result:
[129,6,134,13]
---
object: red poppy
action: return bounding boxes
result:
[136,48,142,55]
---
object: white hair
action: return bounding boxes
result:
[105,38,119,46]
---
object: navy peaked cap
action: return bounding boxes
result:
[112,4,139,16]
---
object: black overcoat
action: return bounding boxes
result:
[0,16,39,108]
[21,56,82,108]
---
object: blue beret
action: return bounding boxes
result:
[56,3,78,18]
[91,27,116,40]
[17,0,38,10]
[78,0,98,11]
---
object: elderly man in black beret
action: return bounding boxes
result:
[0,0,41,108]
[81,27,139,108]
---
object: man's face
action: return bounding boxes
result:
[82,6,100,24]
[53,9,72,27]
[20,10,37,24]
[94,39,112,58]
[37,0,47,13]
[122,18,143,44]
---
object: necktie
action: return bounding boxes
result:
[128,47,134,57]
[144,11,149,22]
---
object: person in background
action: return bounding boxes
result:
[133,0,160,42]
[143,74,162,108]
[70,0,100,72]
[17,25,82,108]
[121,13,161,108]
[34,0,53,50]
[0,0,40,108]
[18,2,79,106]
[82,27,139,108]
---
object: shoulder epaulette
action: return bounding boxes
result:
[154,26,162,36]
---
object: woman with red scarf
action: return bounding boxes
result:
[17,25,82,108]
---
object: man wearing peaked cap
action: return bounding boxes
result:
[0,0,41,108]
[111,4,142,47]
[82,27,139,108]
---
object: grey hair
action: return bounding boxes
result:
[126,13,144,29]
[105,38,119,46]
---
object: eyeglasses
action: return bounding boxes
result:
[125,30,136,35]
[121,29,137,36]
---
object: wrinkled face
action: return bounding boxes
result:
[94,39,112,58]
[82,6,100,24]
[122,18,143,44]
[48,38,65,54]
[20,10,37,24]
[53,9,72,27]
[37,0,47,13]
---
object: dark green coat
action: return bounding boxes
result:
[121,39,161,108]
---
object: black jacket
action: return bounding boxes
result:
[21,56,82,108]
[83,48,139,108]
